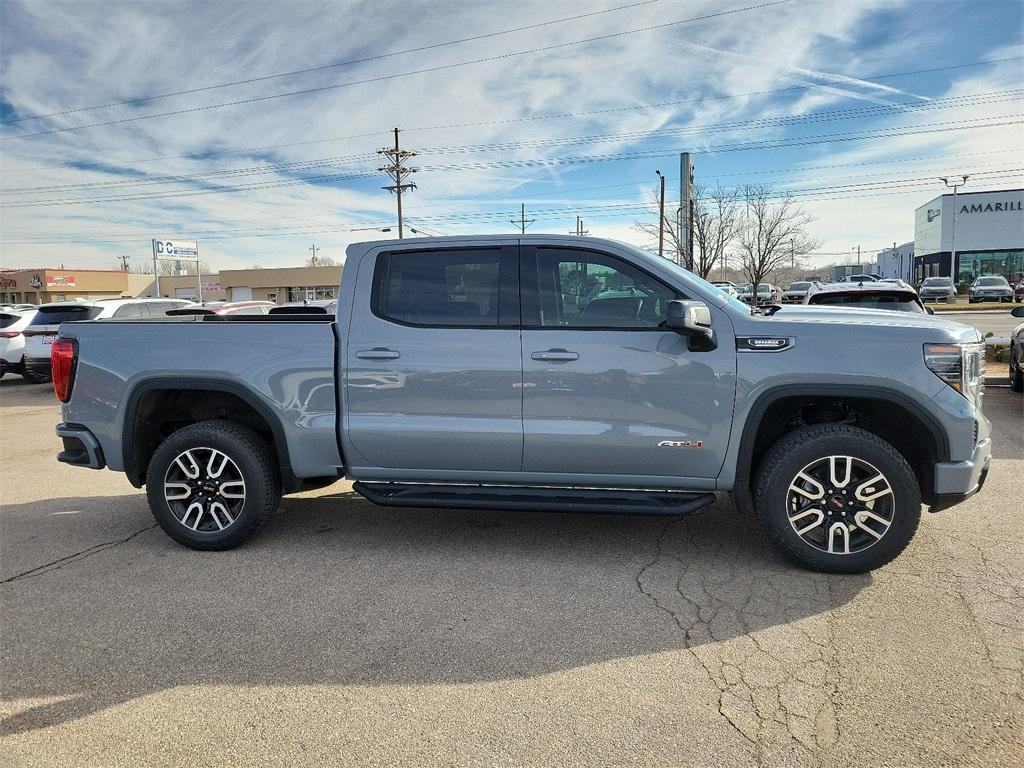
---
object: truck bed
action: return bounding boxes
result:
[60,318,342,481]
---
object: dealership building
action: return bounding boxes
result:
[911,188,1023,284]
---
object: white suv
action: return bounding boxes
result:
[0,309,37,379]
[22,299,189,382]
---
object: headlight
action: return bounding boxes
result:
[924,342,984,406]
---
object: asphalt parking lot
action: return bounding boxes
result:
[1,378,1022,767]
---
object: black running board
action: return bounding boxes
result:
[352,482,715,516]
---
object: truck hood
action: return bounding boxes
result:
[761,305,982,342]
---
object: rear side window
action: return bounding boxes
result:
[374,248,506,327]
[30,306,102,325]
[0,313,21,329]
[112,303,149,318]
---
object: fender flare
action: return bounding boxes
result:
[731,384,950,509]
[121,375,295,490]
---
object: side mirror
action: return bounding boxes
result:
[665,300,716,349]
[925,306,935,315]
[1011,306,1024,318]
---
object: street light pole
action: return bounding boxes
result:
[940,175,969,281]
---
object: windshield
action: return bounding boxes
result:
[974,277,1008,286]
[922,277,953,286]
[787,282,810,290]
[810,293,922,312]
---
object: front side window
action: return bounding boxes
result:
[532,248,678,328]
[374,248,504,327]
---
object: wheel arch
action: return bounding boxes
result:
[121,376,298,492]
[733,384,949,512]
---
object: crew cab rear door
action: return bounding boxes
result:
[343,243,523,472]
[518,244,736,484]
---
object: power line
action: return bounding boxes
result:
[3,56,1017,172]
[1,1,665,125]
[0,2,794,141]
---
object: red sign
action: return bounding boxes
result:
[46,275,77,288]
[0,278,15,289]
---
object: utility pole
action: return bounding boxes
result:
[790,238,795,269]
[511,203,535,234]
[378,128,417,239]
[655,170,666,259]
[940,175,969,279]
[309,243,320,266]
[680,152,694,270]
[117,254,130,271]
[569,215,589,236]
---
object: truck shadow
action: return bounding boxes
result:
[0,491,870,735]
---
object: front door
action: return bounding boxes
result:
[344,244,523,473]
[519,245,736,483]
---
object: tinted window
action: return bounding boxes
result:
[975,278,1007,286]
[375,248,504,327]
[922,278,953,286]
[0,313,21,329]
[30,306,102,325]
[533,248,678,328]
[113,303,149,318]
[788,282,810,290]
[810,293,922,312]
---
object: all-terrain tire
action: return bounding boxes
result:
[1010,351,1024,392]
[753,424,921,573]
[145,420,281,550]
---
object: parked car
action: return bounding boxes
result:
[1015,278,1024,303]
[781,281,821,304]
[839,274,879,283]
[918,276,958,303]
[968,276,1013,303]
[23,298,189,381]
[737,283,780,306]
[803,283,928,313]
[165,301,276,316]
[0,303,36,313]
[53,234,990,574]
[1010,306,1024,392]
[711,281,739,298]
[268,300,338,315]
[0,309,36,379]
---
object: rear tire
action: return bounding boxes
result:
[753,424,921,573]
[145,420,281,550]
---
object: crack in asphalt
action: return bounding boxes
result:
[634,513,841,766]
[0,524,158,585]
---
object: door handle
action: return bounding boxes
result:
[356,348,400,360]
[531,348,579,362]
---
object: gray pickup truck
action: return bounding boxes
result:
[52,235,991,573]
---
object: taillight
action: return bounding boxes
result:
[51,338,78,402]
[0,331,21,339]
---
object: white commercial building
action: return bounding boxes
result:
[876,242,915,282]
[913,188,1023,284]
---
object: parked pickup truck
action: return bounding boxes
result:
[52,235,991,573]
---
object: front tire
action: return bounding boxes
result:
[1011,349,1024,392]
[145,420,281,550]
[753,425,921,573]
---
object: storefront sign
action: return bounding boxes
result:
[153,239,199,257]
[46,275,77,288]
[0,277,16,289]
[959,200,1023,214]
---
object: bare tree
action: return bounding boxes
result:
[736,184,819,308]
[692,182,742,279]
[633,183,741,278]
[130,260,211,276]
[305,254,340,267]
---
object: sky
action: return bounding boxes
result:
[1,0,1022,272]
